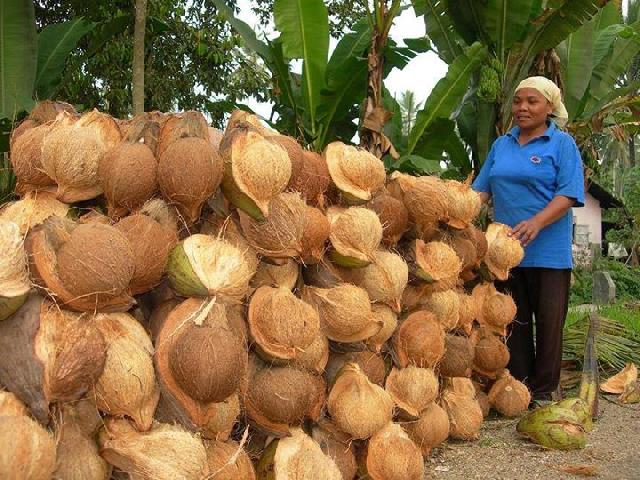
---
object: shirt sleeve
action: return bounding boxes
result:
[554,135,585,208]
[472,141,497,194]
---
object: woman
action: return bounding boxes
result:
[472,76,585,404]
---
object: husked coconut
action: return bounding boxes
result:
[478,284,517,336]
[441,387,484,440]
[0,219,31,321]
[488,370,531,417]
[425,289,460,331]
[400,174,448,231]
[472,329,510,378]
[250,259,299,291]
[457,291,477,336]
[0,191,69,235]
[41,110,122,202]
[366,304,398,353]
[440,334,474,378]
[10,123,56,192]
[99,418,209,480]
[327,206,383,267]
[324,141,386,203]
[156,110,210,158]
[325,350,387,387]
[392,311,445,368]
[484,223,525,281]
[300,206,330,264]
[288,150,331,206]
[366,423,425,480]
[204,439,256,480]
[327,363,393,439]
[311,419,358,480]
[444,179,482,230]
[401,402,450,456]
[0,413,56,480]
[366,192,409,246]
[442,377,476,397]
[385,366,438,419]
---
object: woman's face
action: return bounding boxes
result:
[512,88,553,131]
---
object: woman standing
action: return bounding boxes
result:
[472,76,585,404]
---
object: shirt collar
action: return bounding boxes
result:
[507,121,557,142]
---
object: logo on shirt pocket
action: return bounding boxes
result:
[530,155,542,164]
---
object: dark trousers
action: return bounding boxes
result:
[496,267,571,400]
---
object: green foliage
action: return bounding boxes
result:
[571,257,640,305]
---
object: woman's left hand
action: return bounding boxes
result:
[509,217,543,247]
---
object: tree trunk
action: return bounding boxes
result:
[132,0,147,115]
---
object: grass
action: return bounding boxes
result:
[566,304,640,334]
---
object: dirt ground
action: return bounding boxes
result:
[424,397,640,479]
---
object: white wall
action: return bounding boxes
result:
[572,192,602,245]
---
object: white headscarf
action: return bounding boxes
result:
[515,76,569,127]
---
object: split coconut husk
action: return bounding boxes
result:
[385,366,438,419]
[244,356,326,437]
[324,141,386,203]
[156,110,210,158]
[457,291,477,336]
[41,110,122,202]
[366,423,425,480]
[325,350,388,387]
[488,369,531,417]
[248,286,319,361]
[401,402,450,456]
[366,304,399,353]
[0,219,31,321]
[409,240,462,290]
[600,363,638,394]
[9,123,57,193]
[300,206,330,264]
[251,258,299,291]
[392,311,445,368]
[0,191,69,235]
[94,312,159,431]
[158,136,223,224]
[327,363,394,439]
[301,256,343,288]
[0,296,107,424]
[366,191,409,247]
[0,391,28,417]
[154,298,244,438]
[398,174,448,232]
[425,289,460,331]
[166,234,256,301]
[200,212,259,272]
[443,179,482,230]
[26,217,136,312]
[339,249,408,312]
[478,284,517,336]
[440,387,484,440]
[287,329,330,375]
[288,150,331,207]
[302,284,383,343]
[239,192,307,259]
[28,100,78,124]
[311,419,358,480]
[204,439,256,480]
[121,111,163,154]
[99,141,158,218]
[99,418,209,480]
[270,135,303,187]
[472,329,510,378]
[255,427,342,479]
[440,334,474,378]
[327,206,383,267]
[484,223,525,281]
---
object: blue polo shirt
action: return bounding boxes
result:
[472,122,585,269]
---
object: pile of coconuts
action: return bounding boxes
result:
[0,101,531,480]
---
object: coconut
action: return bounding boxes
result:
[223,129,291,219]
[601,363,638,394]
[255,428,342,479]
[366,423,424,480]
[300,206,330,264]
[244,356,326,436]
[301,257,343,288]
[440,388,483,440]
[239,192,307,259]
[0,392,28,417]
[226,303,249,345]
[99,141,158,218]
[10,118,38,144]
[302,284,382,343]
[288,150,332,206]
[154,299,245,437]
[366,304,398,353]
[366,192,409,247]
[204,439,256,480]
[248,286,319,361]
[289,329,330,374]
[94,312,159,431]
[479,285,517,336]
[251,259,299,291]
[167,234,256,301]
[0,414,56,480]
[325,350,387,387]
[425,289,460,331]
[442,377,477,397]
[400,283,430,313]
[385,366,438,419]
[444,179,482,230]
[28,99,78,124]
[156,110,210,158]
[401,174,448,231]
[477,390,491,418]
[99,418,209,480]
[339,249,408,312]
[270,135,303,186]
[484,223,525,280]
[158,136,223,224]
[401,402,450,456]
[209,126,224,151]
[457,291,477,336]
[392,311,445,368]
[0,191,69,236]
[516,404,586,450]
[0,296,107,423]
[0,220,31,321]
[433,231,478,273]
[440,334,474,378]
[410,240,462,290]
[9,123,56,192]
[311,419,358,480]
[473,329,510,378]
[200,213,259,272]
[41,110,122,202]
[488,370,531,417]
[327,207,383,267]
[327,363,394,439]
[121,112,163,154]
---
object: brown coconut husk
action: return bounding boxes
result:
[225,303,249,346]
[484,223,525,281]
[209,126,224,151]
[400,283,430,313]
[154,299,245,438]
[477,389,491,417]
[9,118,38,144]
[366,191,409,247]
[366,304,398,353]
[325,350,388,387]
[0,191,69,235]
[401,402,450,456]
[444,179,482,230]
[158,136,223,224]
[156,110,210,158]
[392,310,445,368]
[0,392,28,417]
[410,240,462,290]
[0,414,56,479]
[204,439,256,480]
[0,296,107,424]
[248,286,319,361]
[99,142,158,219]
[327,363,394,439]
[99,418,209,480]
[288,329,330,374]
[288,150,332,207]
[425,289,461,331]
[440,388,483,440]
[250,259,299,291]
[301,256,343,288]
[94,312,159,431]
[239,192,307,259]
[457,291,477,336]
[385,366,438,419]
[366,423,425,480]
[148,297,181,342]
[488,369,531,417]
[312,419,358,480]
[122,111,163,154]
[41,110,122,202]
[478,284,517,336]
[327,206,383,267]
[0,219,31,320]
[9,123,57,192]
[472,328,510,378]
[270,135,303,187]
[601,363,638,394]
[399,174,448,231]
[28,99,78,124]
[300,206,330,264]
[435,231,478,272]
[440,334,474,378]
[200,213,259,273]
[442,377,477,398]
[302,284,383,343]
[324,141,386,203]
